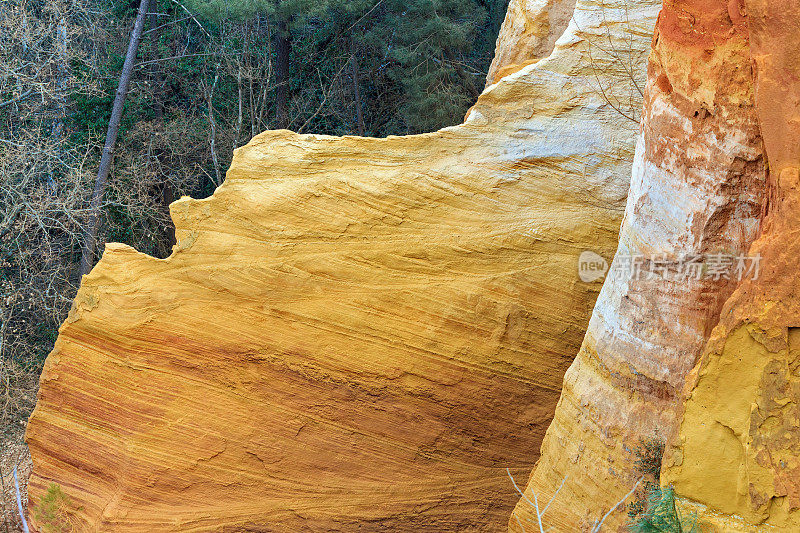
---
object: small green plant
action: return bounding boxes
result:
[630,487,700,533]
[628,435,665,520]
[33,483,73,533]
[634,436,666,480]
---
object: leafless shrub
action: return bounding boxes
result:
[508,468,642,532]
[0,0,109,435]
[572,0,651,126]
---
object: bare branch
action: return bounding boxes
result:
[13,467,28,533]
[0,88,33,109]
[169,0,211,39]
[540,475,568,518]
[297,60,350,134]
[0,204,23,240]
[204,69,222,186]
[143,14,193,35]
[590,478,643,533]
[135,52,217,68]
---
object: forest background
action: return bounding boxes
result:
[0,0,509,437]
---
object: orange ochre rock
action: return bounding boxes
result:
[511,0,772,530]
[662,0,800,530]
[25,0,660,531]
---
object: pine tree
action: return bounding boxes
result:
[631,487,701,533]
[358,0,492,132]
[185,0,507,134]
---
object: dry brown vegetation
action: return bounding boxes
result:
[1,0,106,435]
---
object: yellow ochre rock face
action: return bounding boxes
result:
[485,0,577,86]
[663,1,800,530]
[24,0,659,531]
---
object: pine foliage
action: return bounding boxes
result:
[628,435,665,520]
[630,487,700,533]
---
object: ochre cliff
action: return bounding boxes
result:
[511,0,769,530]
[485,0,577,85]
[25,0,659,531]
[662,1,800,529]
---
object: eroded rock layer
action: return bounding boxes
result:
[25,0,659,531]
[485,0,577,85]
[663,1,800,529]
[511,0,768,530]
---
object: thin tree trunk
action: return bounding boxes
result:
[247,24,256,137]
[349,37,365,136]
[206,71,222,186]
[274,17,291,129]
[249,76,256,136]
[161,184,176,253]
[236,63,243,147]
[48,17,69,195]
[52,18,68,139]
[147,5,164,120]
[79,0,150,277]
[0,459,9,533]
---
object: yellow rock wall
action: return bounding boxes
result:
[485,0,577,85]
[24,0,660,531]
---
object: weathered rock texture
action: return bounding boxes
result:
[511,0,769,530]
[485,0,577,85]
[662,1,800,529]
[25,0,659,531]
